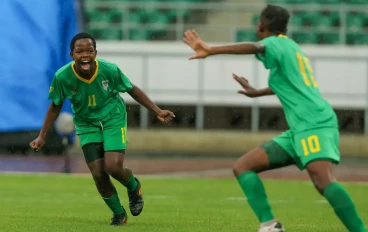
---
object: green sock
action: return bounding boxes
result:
[324,182,367,232]
[103,192,125,215]
[236,171,274,223]
[123,173,138,192]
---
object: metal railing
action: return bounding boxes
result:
[97,48,368,134]
[84,2,368,43]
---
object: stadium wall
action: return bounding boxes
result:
[97,42,368,109]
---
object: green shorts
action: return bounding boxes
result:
[77,103,128,152]
[261,128,340,170]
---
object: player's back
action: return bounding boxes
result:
[258,35,338,134]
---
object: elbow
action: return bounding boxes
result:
[50,102,62,113]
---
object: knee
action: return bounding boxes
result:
[307,161,335,195]
[233,158,252,176]
[105,159,123,177]
[311,178,332,195]
[233,150,269,176]
[91,169,108,183]
[233,160,243,176]
[309,170,334,195]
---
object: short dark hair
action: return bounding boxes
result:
[70,32,96,52]
[260,5,290,34]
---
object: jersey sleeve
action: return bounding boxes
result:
[113,67,133,92]
[255,36,282,69]
[48,76,65,105]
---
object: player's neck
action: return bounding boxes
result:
[261,32,275,39]
[75,61,97,80]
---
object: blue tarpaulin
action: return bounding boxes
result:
[0,0,79,132]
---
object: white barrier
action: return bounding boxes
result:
[97,41,368,132]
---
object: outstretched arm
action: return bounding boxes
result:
[39,102,63,138]
[30,102,62,151]
[114,67,175,123]
[183,30,265,59]
[128,84,161,115]
[128,83,175,122]
[208,42,265,56]
[232,73,274,98]
[244,87,274,98]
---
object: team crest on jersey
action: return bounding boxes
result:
[102,80,109,91]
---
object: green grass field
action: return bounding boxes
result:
[0,174,367,232]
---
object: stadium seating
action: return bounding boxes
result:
[236,30,257,42]
[235,1,367,45]
[85,0,205,41]
[84,0,367,44]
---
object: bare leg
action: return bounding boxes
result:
[86,157,125,219]
[104,151,144,217]
[307,160,366,232]
[233,148,271,175]
[87,158,116,197]
[233,148,277,226]
[104,151,135,187]
[233,139,294,232]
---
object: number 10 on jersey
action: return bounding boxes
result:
[301,135,321,156]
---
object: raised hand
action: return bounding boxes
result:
[183,30,211,60]
[232,73,258,98]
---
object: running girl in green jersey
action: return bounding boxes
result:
[30,33,175,226]
[184,5,366,232]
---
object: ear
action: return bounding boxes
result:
[70,51,73,60]
[95,50,98,56]
[259,22,266,32]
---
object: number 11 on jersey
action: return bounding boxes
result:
[88,95,96,107]
[296,52,318,88]
[121,127,126,143]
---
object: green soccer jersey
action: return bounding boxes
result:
[256,35,338,133]
[48,58,133,126]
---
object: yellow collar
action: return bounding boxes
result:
[72,60,99,84]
